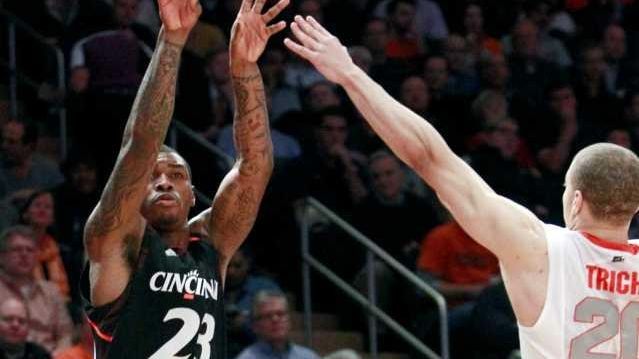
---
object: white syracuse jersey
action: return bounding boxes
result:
[518,224,639,359]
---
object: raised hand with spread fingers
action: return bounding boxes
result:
[284,15,356,84]
[230,0,289,63]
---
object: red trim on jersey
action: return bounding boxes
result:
[581,232,639,255]
[87,317,113,343]
[189,236,200,242]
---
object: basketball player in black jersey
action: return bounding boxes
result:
[80,0,289,357]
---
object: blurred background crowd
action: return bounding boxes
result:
[0,0,638,357]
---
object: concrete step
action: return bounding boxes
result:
[290,330,365,354]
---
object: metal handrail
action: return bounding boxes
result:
[1,8,68,158]
[300,197,449,359]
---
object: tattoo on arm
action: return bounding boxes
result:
[207,63,274,255]
[231,66,273,178]
[85,37,183,240]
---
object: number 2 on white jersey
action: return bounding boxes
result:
[149,307,215,359]
[569,298,639,358]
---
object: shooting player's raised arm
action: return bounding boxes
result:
[192,0,288,280]
[84,0,201,306]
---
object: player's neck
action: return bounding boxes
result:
[575,224,629,245]
[159,228,192,252]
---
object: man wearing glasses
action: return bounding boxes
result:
[236,291,319,359]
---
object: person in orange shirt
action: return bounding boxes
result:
[19,190,70,300]
[417,217,499,304]
[416,217,500,356]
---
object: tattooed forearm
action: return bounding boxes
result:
[231,63,273,178]
[205,62,273,256]
[85,158,149,238]
[127,38,182,147]
[85,32,183,241]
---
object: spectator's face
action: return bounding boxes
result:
[0,235,37,278]
[316,115,348,151]
[0,299,28,346]
[23,192,55,230]
[363,20,389,54]
[252,298,290,344]
[481,54,510,89]
[391,2,416,33]
[603,26,626,61]
[400,76,430,112]
[549,87,576,114]
[141,152,195,231]
[478,94,508,124]
[513,21,539,58]
[489,120,519,159]
[370,156,405,201]
[226,251,250,288]
[582,48,606,81]
[207,51,230,84]
[464,4,483,34]
[307,83,340,111]
[445,35,469,71]
[1,121,29,165]
[71,163,98,194]
[607,129,632,149]
[424,57,448,91]
[114,0,139,28]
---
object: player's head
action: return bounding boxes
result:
[563,143,639,229]
[141,145,195,231]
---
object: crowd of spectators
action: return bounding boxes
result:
[1,0,639,357]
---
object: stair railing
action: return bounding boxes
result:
[299,197,449,359]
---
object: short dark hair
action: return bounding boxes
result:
[159,145,192,179]
[18,190,53,226]
[569,143,639,224]
[0,225,36,252]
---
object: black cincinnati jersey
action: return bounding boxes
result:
[81,228,226,359]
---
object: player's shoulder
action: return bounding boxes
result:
[541,223,574,239]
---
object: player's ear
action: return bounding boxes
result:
[190,185,196,207]
[572,189,583,214]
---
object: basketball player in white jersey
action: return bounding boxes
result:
[284,16,639,358]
